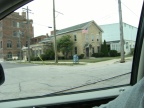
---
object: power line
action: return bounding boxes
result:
[121,2,139,18]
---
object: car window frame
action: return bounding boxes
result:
[0,0,143,107]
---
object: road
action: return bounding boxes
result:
[0,59,132,100]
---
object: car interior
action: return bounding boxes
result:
[0,0,143,108]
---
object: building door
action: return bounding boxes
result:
[86,48,89,57]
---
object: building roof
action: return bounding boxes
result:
[53,20,103,36]
[106,40,135,44]
[39,38,52,43]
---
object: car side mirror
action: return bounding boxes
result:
[0,64,5,85]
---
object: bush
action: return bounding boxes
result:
[130,48,134,55]
[30,56,40,61]
[92,52,104,57]
[117,53,120,56]
[69,56,73,59]
[78,54,84,59]
[58,56,65,60]
[40,54,49,60]
[109,50,119,57]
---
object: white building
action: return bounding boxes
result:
[107,40,135,55]
[100,23,137,55]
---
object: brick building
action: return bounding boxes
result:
[0,12,34,60]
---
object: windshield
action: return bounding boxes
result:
[0,0,143,100]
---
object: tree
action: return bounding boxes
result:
[40,47,55,60]
[101,40,108,56]
[57,35,73,59]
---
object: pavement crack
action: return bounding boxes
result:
[19,83,22,92]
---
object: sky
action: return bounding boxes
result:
[16,0,143,37]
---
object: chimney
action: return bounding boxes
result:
[22,12,26,19]
[46,33,49,37]
[50,31,54,35]
[51,30,59,35]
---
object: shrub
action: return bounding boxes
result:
[117,53,120,56]
[92,52,104,57]
[109,50,119,57]
[40,54,49,60]
[69,56,73,59]
[130,48,134,55]
[78,54,84,59]
[30,56,40,61]
[58,56,65,60]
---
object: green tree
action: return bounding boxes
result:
[57,35,73,59]
[101,40,108,56]
[41,47,55,60]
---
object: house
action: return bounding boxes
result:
[106,40,135,55]
[22,34,52,61]
[0,12,34,60]
[100,23,137,55]
[51,20,103,58]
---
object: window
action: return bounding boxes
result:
[92,35,94,41]
[74,47,77,54]
[85,35,88,42]
[97,46,100,53]
[0,0,143,107]
[7,40,12,48]
[13,21,20,28]
[92,47,94,54]
[74,35,77,41]
[7,52,12,59]
[20,22,24,28]
[17,22,20,28]
[13,31,18,37]
[0,41,2,48]
[13,21,17,27]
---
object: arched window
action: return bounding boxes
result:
[7,52,12,59]
[7,40,12,48]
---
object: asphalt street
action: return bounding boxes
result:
[0,59,132,100]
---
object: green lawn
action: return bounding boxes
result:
[20,56,133,65]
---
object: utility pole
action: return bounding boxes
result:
[22,6,32,63]
[118,0,125,63]
[53,0,58,63]
[18,30,22,61]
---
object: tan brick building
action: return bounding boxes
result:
[0,12,34,60]
[51,20,103,58]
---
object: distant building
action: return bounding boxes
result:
[106,40,135,55]
[50,20,103,58]
[0,12,34,60]
[22,34,52,61]
[100,23,137,55]
[100,23,138,41]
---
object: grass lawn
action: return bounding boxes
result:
[19,55,133,65]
